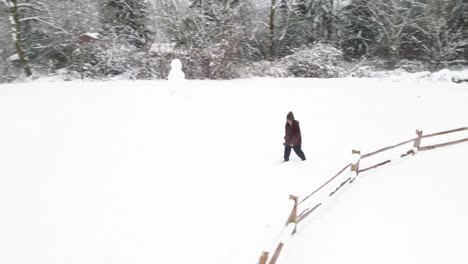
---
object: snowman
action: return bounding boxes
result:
[168,59,185,81]
[167,59,190,99]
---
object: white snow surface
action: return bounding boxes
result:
[0,76,467,264]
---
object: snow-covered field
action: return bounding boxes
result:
[0,75,467,264]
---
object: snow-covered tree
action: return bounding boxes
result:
[2,0,32,76]
[0,0,466,80]
[65,0,155,78]
[419,0,468,67]
[265,0,344,59]
[0,4,14,81]
[147,0,185,43]
[181,0,256,78]
[100,0,153,49]
[363,0,428,68]
[339,0,379,59]
[1,0,73,76]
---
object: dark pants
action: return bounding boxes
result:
[284,145,306,161]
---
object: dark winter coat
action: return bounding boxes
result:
[284,120,302,146]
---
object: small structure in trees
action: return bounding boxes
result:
[79,33,100,45]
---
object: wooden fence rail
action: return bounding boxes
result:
[299,164,350,205]
[361,138,415,159]
[420,138,468,151]
[258,127,468,264]
[422,127,467,138]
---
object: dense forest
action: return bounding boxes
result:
[1,0,467,82]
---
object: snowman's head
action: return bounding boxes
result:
[170,59,182,70]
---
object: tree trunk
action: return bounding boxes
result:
[322,0,334,43]
[9,0,33,77]
[268,0,276,60]
[387,38,399,69]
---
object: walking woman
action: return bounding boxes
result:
[284,111,306,162]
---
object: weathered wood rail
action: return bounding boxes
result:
[259,127,468,264]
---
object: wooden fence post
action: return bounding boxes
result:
[258,251,269,264]
[413,130,423,154]
[269,242,284,264]
[287,195,298,234]
[350,150,361,181]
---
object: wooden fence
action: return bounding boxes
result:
[259,127,468,264]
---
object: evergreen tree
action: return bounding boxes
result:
[271,0,340,58]
[100,0,152,48]
[339,0,378,59]
[409,0,468,67]
[443,0,468,65]
[182,0,255,78]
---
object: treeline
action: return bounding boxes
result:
[0,0,467,81]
